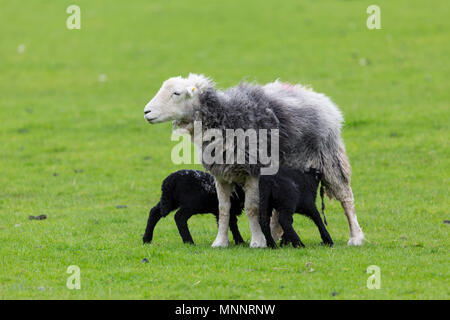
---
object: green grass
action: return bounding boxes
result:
[0,0,449,299]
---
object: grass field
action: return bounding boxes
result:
[0,0,448,299]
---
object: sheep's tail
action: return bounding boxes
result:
[319,180,328,226]
[318,138,352,201]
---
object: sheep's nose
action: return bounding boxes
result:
[144,110,151,115]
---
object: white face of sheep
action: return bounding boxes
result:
[144,77,198,124]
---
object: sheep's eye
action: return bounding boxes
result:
[173,92,181,96]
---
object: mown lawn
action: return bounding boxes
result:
[0,0,448,299]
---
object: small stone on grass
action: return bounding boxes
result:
[18,44,26,54]
[98,74,108,82]
[29,215,47,220]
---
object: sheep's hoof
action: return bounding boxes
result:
[250,238,267,248]
[347,234,364,246]
[142,238,152,244]
[211,238,229,248]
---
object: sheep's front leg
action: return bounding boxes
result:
[211,180,233,248]
[244,176,267,248]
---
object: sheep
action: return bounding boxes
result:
[144,74,364,247]
[258,166,333,248]
[142,169,245,245]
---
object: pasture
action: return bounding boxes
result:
[0,0,448,299]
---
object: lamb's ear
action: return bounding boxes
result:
[185,86,197,98]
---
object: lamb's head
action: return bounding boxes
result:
[144,73,213,124]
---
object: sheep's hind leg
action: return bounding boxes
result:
[244,176,267,248]
[336,186,364,246]
[143,203,162,244]
[174,209,195,244]
[212,180,233,248]
[331,147,364,246]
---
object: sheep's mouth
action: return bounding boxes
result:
[145,114,170,124]
[144,116,158,123]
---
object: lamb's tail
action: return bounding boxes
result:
[159,176,178,216]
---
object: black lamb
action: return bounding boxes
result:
[259,167,334,248]
[143,170,245,245]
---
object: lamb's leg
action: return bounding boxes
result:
[305,205,333,246]
[259,210,276,249]
[280,233,290,247]
[278,211,305,248]
[270,210,284,241]
[258,191,276,248]
[143,203,162,244]
[244,176,266,248]
[211,180,232,248]
[337,186,364,246]
[174,209,195,244]
[229,214,244,245]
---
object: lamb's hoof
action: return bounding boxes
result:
[322,240,334,247]
[280,235,289,247]
[347,234,364,246]
[292,241,305,248]
[322,236,334,247]
[211,238,229,248]
[267,241,277,249]
[250,237,267,248]
[142,238,152,244]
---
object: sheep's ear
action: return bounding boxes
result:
[186,86,197,98]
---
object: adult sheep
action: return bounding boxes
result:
[143,74,364,247]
